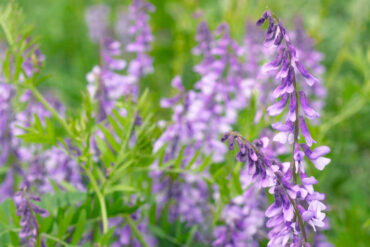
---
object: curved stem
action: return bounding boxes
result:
[84,167,108,234]
[123,215,149,247]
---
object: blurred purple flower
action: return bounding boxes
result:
[14,186,49,246]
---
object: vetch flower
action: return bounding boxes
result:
[14,186,49,246]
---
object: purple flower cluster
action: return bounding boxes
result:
[222,132,304,246]
[86,0,154,121]
[213,170,265,246]
[151,20,271,245]
[14,186,49,247]
[218,10,331,246]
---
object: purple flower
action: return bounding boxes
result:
[299,91,320,119]
[14,187,49,246]
[85,4,111,43]
[300,144,331,170]
[152,20,256,241]
[266,93,289,116]
[299,116,316,147]
[86,0,154,119]
[213,170,265,246]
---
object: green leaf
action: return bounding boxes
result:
[185,225,198,247]
[71,210,86,245]
[57,205,75,239]
[185,149,201,170]
[174,145,186,169]
[105,184,136,194]
[195,154,213,173]
[148,224,181,246]
[98,124,120,152]
[107,115,123,139]
[95,135,115,168]
[99,227,115,246]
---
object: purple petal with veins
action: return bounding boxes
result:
[267,93,289,116]
[299,91,320,119]
[295,60,319,86]
[299,116,316,146]
[287,93,296,122]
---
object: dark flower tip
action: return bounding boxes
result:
[256,11,269,26]
[221,133,230,142]
[228,135,235,150]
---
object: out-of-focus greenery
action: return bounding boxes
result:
[10,0,370,245]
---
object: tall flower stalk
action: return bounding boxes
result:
[222,10,331,247]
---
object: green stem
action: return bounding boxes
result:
[29,85,73,137]
[84,167,108,234]
[123,215,149,247]
[291,75,300,184]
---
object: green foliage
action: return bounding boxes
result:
[0,0,368,246]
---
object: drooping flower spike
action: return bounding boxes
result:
[222,131,310,246]
[255,10,331,245]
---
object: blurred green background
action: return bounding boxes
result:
[11,0,370,246]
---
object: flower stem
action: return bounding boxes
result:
[291,75,300,184]
[84,167,108,234]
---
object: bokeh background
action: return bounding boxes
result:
[13,0,370,246]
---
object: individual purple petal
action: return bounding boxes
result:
[300,144,330,160]
[171,76,183,91]
[267,93,289,116]
[236,151,248,162]
[256,11,268,26]
[262,48,284,73]
[293,143,304,162]
[306,192,326,201]
[295,60,319,86]
[299,116,316,147]
[221,133,230,142]
[300,144,330,170]
[276,51,289,79]
[273,132,291,144]
[248,147,258,161]
[266,215,284,228]
[271,121,294,132]
[274,27,283,46]
[283,203,294,221]
[160,95,181,108]
[287,41,297,59]
[265,203,282,217]
[228,135,235,150]
[299,91,320,119]
[272,77,288,98]
[310,146,330,160]
[312,157,331,170]
[287,92,297,122]
[264,24,277,46]
[236,137,246,154]
[302,176,318,185]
